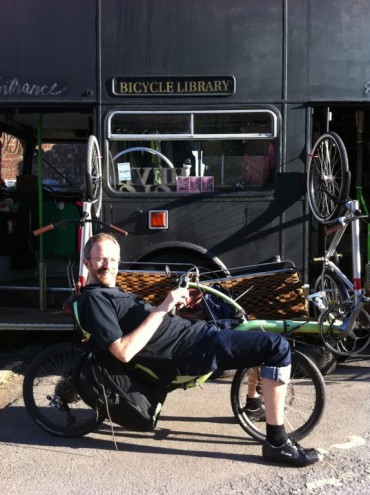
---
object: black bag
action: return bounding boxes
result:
[202,283,237,321]
[73,348,172,431]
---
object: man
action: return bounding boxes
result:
[78,232,323,467]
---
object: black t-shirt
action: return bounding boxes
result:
[77,285,210,362]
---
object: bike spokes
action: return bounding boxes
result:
[307,132,350,222]
[319,302,370,356]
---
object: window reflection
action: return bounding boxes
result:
[108,111,277,193]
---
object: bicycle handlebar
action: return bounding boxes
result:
[33,219,128,237]
[325,213,368,236]
[165,266,193,316]
[107,224,128,236]
[325,222,344,236]
[165,264,247,319]
[33,224,55,236]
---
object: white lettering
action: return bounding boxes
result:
[0,76,67,97]
[364,81,370,96]
[0,133,23,155]
[134,167,152,187]
[160,168,177,185]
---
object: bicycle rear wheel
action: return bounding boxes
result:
[230,350,326,442]
[307,132,350,223]
[85,135,102,219]
[23,342,104,438]
[319,302,370,356]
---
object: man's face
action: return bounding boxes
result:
[84,239,120,287]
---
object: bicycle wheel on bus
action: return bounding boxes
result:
[307,132,350,223]
[319,302,370,357]
[230,350,326,442]
[85,135,102,219]
[23,342,104,438]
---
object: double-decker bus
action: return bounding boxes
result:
[1,0,370,289]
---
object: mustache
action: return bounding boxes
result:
[97,267,115,275]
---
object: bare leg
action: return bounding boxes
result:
[247,367,260,398]
[261,376,323,466]
[261,377,287,425]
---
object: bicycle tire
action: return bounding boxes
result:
[313,270,350,315]
[85,135,102,219]
[230,349,326,442]
[307,132,350,223]
[23,342,105,438]
[294,342,337,376]
[319,302,370,357]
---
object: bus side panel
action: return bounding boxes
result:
[2,0,370,104]
[0,0,97,103]
[100,0,284,102]
[105,196,306,272]
[288,0,370,100]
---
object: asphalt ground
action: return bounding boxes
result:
[0,352,370,495]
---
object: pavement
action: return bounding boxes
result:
[1,353,370,495]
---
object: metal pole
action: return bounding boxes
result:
[37,114,47,311]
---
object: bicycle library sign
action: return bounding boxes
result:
[112,76,235,96]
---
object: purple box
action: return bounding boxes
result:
[176,176,190,192]
[177,176,215,193]
[190,177,202,192]
[201,176,214,192]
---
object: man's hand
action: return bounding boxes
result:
[185,288,202,308]
[159,287,190,313]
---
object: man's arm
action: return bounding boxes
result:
[108,287,189,363]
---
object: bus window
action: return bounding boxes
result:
[107,110,277,193]
[32,142,86,192]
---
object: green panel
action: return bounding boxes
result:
[43,201,78,256]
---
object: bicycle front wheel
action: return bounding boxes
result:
[307,132,350,223]
[230,350,326,442]
[23,342,104,438]
[313,270,350,315]
[319,302,370,357]
[85,135,102,219]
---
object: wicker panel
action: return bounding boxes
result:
[116,269,308,320]
[220,271,307,320]
[116,271,173,306]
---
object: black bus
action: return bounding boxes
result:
[1,0,370,288]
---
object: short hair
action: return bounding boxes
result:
[83,232,120,259]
